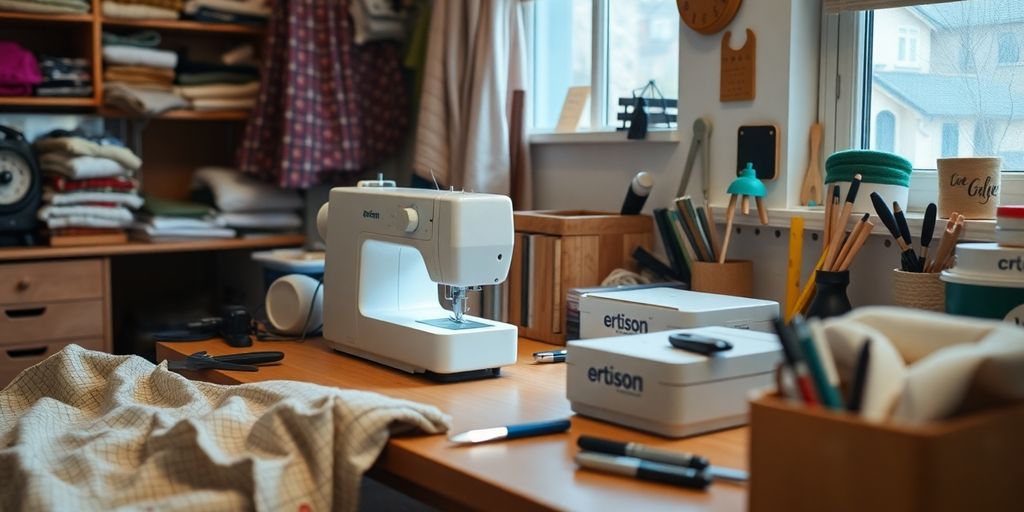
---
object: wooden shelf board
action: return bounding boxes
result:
[0,96,97,108]
[0,234,305,261]
[98,107,252,121]
[0,11,93,24]
[101,18,264,35]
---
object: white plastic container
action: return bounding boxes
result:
[566,326,781,437]
[996,205,1024,247]
[578,287,779,339]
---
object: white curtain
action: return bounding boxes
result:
[413,0,531,207]
[824,0,962,14]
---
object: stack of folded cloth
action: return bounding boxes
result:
[102,35,187,115]
[191,167,303,235]
[174,58,260,111]
[0,41,41,97]
[101,0,179,19]
[0,0,90,14]
[32,131,143,236]
[36,56,92,97]
[183,0,268,25]
[131,196,236,242]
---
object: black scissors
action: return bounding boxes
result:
[167,351,284,372]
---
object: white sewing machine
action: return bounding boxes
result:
[316,187,518,380]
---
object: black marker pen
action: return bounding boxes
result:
[620,171,654,215]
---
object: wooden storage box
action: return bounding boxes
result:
[507,210,653,344]
[749,393,1024,512]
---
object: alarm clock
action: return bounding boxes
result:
[0,125,42,246]
[677,0,742,35]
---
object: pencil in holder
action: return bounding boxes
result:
[690,260,753,298]
[891,268,945,312]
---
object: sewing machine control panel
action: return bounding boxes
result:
[362,198,434,241]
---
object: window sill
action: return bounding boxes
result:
[529,128,680,145]
[711,206,996,242]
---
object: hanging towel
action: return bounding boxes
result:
[237,0,408,189]
[102,45,178,69]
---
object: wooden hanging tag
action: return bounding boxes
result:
[720,29,756,102]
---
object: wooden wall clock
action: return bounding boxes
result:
[677,0,743,35]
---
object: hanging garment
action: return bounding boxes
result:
[238,0,408,189]
[411,0,531,205]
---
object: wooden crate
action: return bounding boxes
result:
[749,393,1024,512]
[508,210,653,345]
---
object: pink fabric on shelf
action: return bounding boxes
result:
[0,41,42,95]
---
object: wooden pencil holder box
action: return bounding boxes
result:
[748,393,1024,512]
[507,210,653,345]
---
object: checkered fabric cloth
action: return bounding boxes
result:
[0,345,451,511]
[237,0,409,189]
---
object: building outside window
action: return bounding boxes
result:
[998,32,1020,65]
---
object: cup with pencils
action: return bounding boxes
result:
[871,195,961,311]
[789,174,874,319]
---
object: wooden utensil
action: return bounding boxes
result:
[800,123,823,206]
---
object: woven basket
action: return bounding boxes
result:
[892,269,945,312]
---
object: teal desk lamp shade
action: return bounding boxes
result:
[719,162,770,264]
[728,163,766,197]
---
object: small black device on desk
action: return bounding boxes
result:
[0,125,41,246]
[167,351,284,372]
[668,332,733,355]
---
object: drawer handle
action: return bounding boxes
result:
[16,278,31,291]
[5,307,46,318]
[7,346,48,358]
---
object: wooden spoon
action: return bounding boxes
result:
[800,123,823,206]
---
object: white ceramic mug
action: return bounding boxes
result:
[266,274,323,335]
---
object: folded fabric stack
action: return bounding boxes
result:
[36,56,92,97]
[102,0,179,19]
[183,0,268,25]
[0,41,41,97]
[175,59,260,111]
[102,35,187,115]
[191,167,303,235]
[132,196,236,242]
[33,131,143,236]
[0,0,90,14]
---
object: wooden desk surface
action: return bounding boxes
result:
[156,338,748,511]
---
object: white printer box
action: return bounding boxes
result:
[579,287,778,339]
[566,326,781,437]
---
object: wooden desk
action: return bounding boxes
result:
[156,338,748,511]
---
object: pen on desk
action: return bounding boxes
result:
[577,435,709,469]
[448,418,571,444]
[574,452,711,490]
[533,349,567,363]
[847,339,871,414]
[620,171,653,215]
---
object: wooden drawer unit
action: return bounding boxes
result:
[0,300,105,345]
[0,338,106,386]
[0,258,111,361]
[0,259,105,304]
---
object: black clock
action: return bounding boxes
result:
[0,125,42,246]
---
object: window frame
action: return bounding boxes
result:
[525,0,680,139]
[820,6,1024,213]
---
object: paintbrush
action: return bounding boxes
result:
[833,213,871,270]
[838,219,875,271]
[824,175,862,270]
[893,202,919,271]
[920,203,937,271]
[870,192,917,271]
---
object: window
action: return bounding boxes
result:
[528,0,679,132]
[998,32,1020,65]
[875,111,896,152]
[897,26,919,65]
[941,122,959,157]
[827,0,1024,173]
